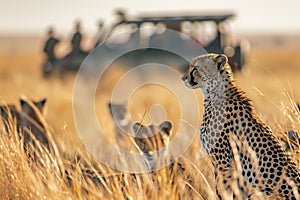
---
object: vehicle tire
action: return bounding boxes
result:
[233,45,244,71]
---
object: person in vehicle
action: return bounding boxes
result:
[71,20,83,53]
[43,27,59,63]
[94,20,105,47]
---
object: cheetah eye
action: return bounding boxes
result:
[190,68,197,77]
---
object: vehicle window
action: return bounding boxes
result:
[107,24,137,44]
[192,22,217,46]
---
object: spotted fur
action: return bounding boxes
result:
[182,53,300,199]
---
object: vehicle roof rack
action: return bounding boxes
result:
[116,12,235,26]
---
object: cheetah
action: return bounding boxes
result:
[132,121,189,196]
[0,98,49,150]
[108,102,132,137]
[108,103,173,168]
[133,121,172,171]
[182,53,300,199]
[280,130,300,153]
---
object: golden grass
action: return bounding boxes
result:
[0,114,214,199]
[0,48,300,199]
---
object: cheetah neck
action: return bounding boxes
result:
[202,66,243,107]
[201,80,225,106]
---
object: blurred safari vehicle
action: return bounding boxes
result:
[43,11,248,77]
[104,10,248,72]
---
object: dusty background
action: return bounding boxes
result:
[0,35,300,152]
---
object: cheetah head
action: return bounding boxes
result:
[133,121,172,156]
[181,53,228,90]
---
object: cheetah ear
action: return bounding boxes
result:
[133,122,150,137]
[20,98,30,111]
[158,121,172,136]
[216,54,228,71]
[34,98,47,113]
[133,123,142,134]
[133,122,147,135]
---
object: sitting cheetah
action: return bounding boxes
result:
[132,121,188,195]
[182,53,300,199]
[0,98,49,150]
[133,121,172,171]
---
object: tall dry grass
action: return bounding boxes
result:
[0,49,300,199]
[0,110,216,199]
[1,106,299,199]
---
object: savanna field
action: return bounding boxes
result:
[0,37,300,199]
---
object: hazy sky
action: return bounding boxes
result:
[1,0,300,35]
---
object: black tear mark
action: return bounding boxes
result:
[190,68,198,86]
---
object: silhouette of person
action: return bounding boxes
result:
[71,21,82,53]
[43,27,59,63]
[60,20,87,75]
[114,9,127,22]
[94,20,104,47]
